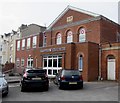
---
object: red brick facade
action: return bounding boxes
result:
[16,6,120,81]
[101,43,120,81]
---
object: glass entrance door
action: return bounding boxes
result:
[43,55,62,77]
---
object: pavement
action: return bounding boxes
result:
[4,74,21,83]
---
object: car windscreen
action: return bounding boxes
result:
[63,70,80,76]
[27,70,45,74]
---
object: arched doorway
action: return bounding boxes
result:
[107,55,116,80]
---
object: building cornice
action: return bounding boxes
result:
[102,46,120,51]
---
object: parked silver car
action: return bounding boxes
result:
[0,72,9,96]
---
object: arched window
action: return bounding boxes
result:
[79,28,86,42]
[67,30,73,43]
[78,55,83,71]
[56,33,62,44]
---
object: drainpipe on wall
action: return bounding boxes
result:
[98,44,102,80]
[51,28,53,45]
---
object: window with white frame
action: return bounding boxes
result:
[79,28,86,42]
[67,30,73,43]
[78,55,83,71]
[43,55,62,76]
[27,38,31,49]
[56,33,62,45]
[16,58,20,67]
[21,58,25,67]
[32,36,37,48]
[17,40,20,51]
[27,58,33,67]
[22,39,25,50]
[43,34,47,47]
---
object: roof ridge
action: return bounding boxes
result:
[68,5,100,17]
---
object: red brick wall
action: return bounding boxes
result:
[100,18,118,43]
[101,43,120,81]
[52,9,93,28]
[74,43,89,81]
[46,20,101,46]
[39,42,99,81]
[2,63,14,72]
[15,33,42,73]
[88,42,99,81]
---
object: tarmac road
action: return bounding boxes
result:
[2,81,118,102]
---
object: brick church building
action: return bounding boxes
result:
[16,6,120,81]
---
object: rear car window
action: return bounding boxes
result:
[63,70,80,76]
[27,70,46,74]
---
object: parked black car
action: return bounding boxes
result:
[20,69,49,92]
[54,69,83,89]
[0,72,9,96]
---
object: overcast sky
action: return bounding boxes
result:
[0,0,119,35]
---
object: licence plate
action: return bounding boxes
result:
[69,82,77,84]
[32,78,41,80]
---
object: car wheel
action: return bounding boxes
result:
[80,84,83,89]
[21,84,25,92]
[44,86,49,91]
[2,92,8,97]
[58,82,62,89]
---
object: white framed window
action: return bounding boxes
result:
[27,38,31,49]
[56,33,62,45]
[17,40,20,51]
[16,58,20,67]
[67,31,73,43]
[79,28,86,42]
[21,58,25,67]
[22,39,25,50]
[43,34,47,47]
[33,36,37,48]
[78,55,83,71]
[27,58,33,67]
[43,55,62,77]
